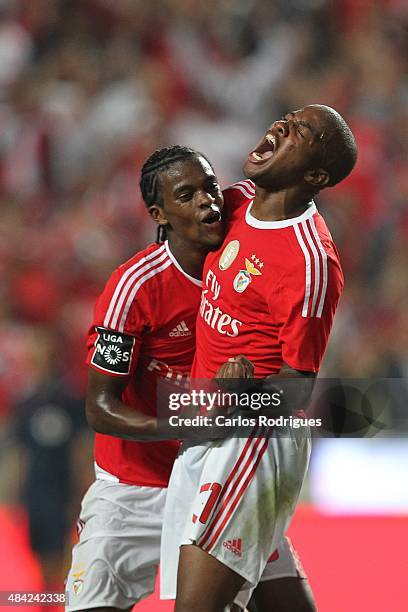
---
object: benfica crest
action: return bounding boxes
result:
[233,257,262,293]
[73,579,84,595]
[72,569,85,596]
[233,270,251,293]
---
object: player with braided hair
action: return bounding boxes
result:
[139,145,196,209]
[139,145,223,250]
[65,146,225,612]
[140,145,206,243]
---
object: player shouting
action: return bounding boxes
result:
[65,146,314,612]
[160,105,357,612]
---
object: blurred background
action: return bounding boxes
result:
[0,0,407,610]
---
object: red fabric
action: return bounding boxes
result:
[193,182,343,377]
[86,242,202,487]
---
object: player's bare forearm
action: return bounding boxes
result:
[216,357,316,410]
[275,363,316,379]
[268,363,316,411]
[86,369,161,441]
[216,356,315,380]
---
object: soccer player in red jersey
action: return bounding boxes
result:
[65,146,313,611]
[65,146,223,611]
[160,105,358,612]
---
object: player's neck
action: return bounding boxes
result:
[251,187,314,222]
[166,238,206,280]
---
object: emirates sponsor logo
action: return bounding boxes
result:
[223,538,243,557]
[200,291,242,337]
[200,269,242,337]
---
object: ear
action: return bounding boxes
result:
[304,168,330,189]
[149,204,168,227]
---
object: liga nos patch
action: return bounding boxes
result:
[91,326,135,375]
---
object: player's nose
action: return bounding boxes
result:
[271,120,289,138]
[197,191,216,207]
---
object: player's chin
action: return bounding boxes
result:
[243,159,265,181]
[199,224,224,249]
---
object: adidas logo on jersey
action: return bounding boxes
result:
[169,321,192,337]
[223,538,243,557]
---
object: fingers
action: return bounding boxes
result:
[215,355,255,389]
[227,355,254,378]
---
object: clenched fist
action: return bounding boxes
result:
[216,355,254,391]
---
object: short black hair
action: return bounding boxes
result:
[140,145,212,242]
[315,105,358,187]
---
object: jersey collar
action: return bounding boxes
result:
[164,241,202,287]
[245,200,317,229]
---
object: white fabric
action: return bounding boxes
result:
[66,456,309,610]
[65,479,166,610]
[160,427,311,601]
[233,536,307,609]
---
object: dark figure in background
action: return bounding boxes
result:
[14,340,91,593]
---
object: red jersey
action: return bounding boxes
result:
[192,179,344,378]
[86,241,202,487]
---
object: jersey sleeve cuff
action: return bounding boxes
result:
[86,361,131,377]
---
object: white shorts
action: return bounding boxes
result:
[66,452,308,611]
[233,535,308,609]
[160,426,311,601]
[65,479,166,611]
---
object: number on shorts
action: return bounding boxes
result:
[196,482,222,524]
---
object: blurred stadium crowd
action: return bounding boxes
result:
[0,0,407,416]
[0,0,406,597]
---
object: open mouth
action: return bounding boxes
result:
[249,133,277,164]
[201,209,222,225]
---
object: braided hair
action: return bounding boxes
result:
[140,145,211,243]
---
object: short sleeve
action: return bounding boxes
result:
[223,180,255,219]
[268,256,344,373]
[86,268,149,377]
